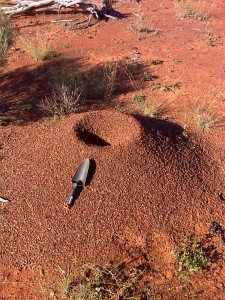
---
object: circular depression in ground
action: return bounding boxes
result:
[75,110,142,147]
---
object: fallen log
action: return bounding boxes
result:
[0,0,119,27]
[1,0,83,15]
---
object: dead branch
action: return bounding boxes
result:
[0,0,119,27]
[0,0,82,15]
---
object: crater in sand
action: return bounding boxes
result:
[75,110,142,147]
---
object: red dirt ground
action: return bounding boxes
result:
[0,0,225,299]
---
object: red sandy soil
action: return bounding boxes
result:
[0,0,225,299]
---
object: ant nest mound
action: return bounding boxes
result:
[75,110,142,147]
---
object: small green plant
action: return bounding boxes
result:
[141,100,172,120]
[21,35,52,61]
[133,94,145,103]
[206,38,216,46]
[0,10,12,66]
[20,104,33,112]
[174,237,211,274]
[115,101,125,109]
[142,71,152,81]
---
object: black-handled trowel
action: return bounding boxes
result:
[64,158,90,210]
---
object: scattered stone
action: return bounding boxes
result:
[49,291,55,298]
[0,197,10,203]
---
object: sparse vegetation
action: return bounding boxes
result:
[142,71,153,82]
[0,10,12,66]
[141,99,172,120]
[129,8,159,39]
[57,261,152,300]
[130,23,160,38]
[85,62,117,100]
[174,237,211,274]
[49,50,61,58]
[21,35,52,61]
[127,61,141,72]
[47,61,118,101]
[205,33,221,46]
[1,1,225,299]
[175,0,209,21]
[206,38,216,46]
[185,91,225,130]
[115,101,125,109]
[38,83,82,117]
[194,106,225,129]
[150,82,181,92]
[38,61,118,116]
[20,104,33,112]
[133,94,145,103]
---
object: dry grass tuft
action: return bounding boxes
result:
[0,10,12,66]
[175,0,210,21]
[129,8,160,39]
[58,261,153,300]
[39,61,118,116]
[82,62,118,100]
[47,61,118,100]
[130,23,160,37]
[186,90,225,130]
[38,83,82,116]
[194,106,225,130]
[20,34,52,61]
[141,98,174,120]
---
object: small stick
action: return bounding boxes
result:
[132,12,143,19]
[103,13,118,20]
[51,19,77,22]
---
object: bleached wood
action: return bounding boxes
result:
[1,0,84,15]
[0,0,119,28]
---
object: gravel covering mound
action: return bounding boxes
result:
[0,109,224,268]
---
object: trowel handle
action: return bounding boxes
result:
[64,182,78,210]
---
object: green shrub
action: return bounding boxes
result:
[174,237,211,274]
[20,104,33,112]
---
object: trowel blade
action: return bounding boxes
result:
[72,158,90,186]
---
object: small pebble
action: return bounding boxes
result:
[0,197,10,203]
